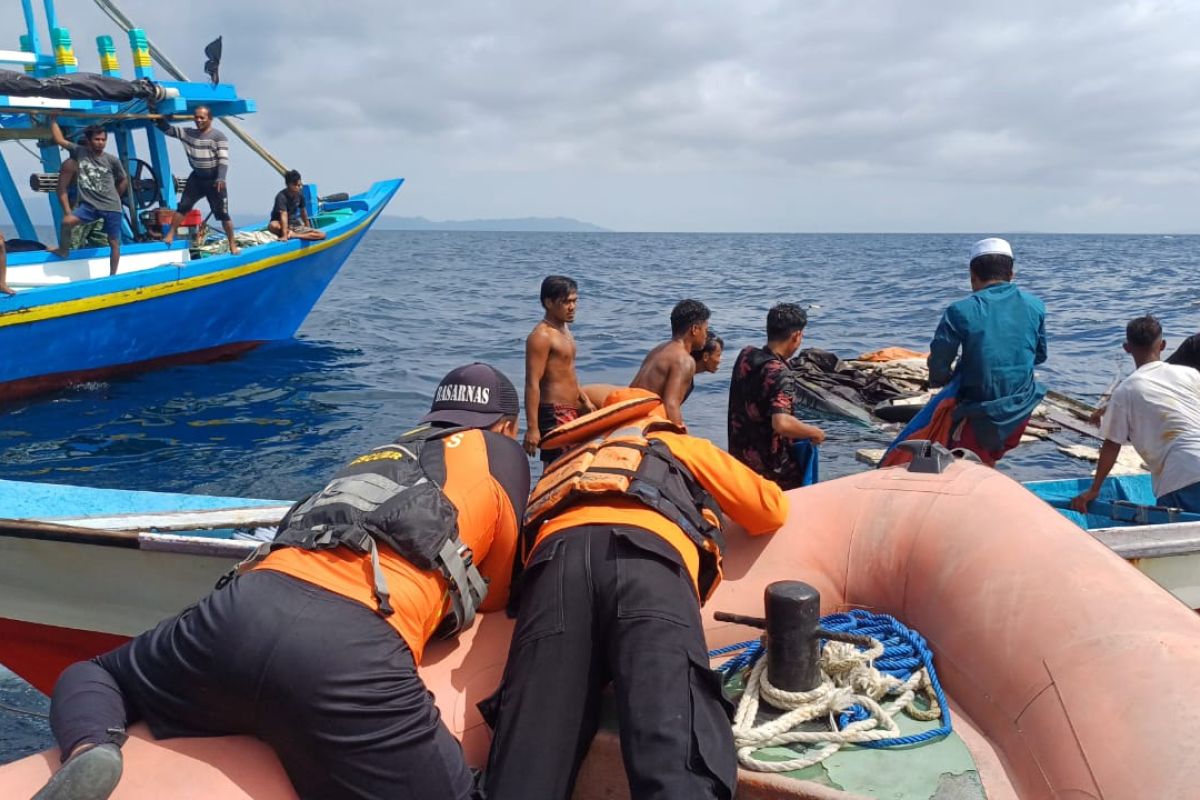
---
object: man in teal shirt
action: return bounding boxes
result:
[927,238,1047,465]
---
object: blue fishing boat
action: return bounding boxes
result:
[0,0,400,401]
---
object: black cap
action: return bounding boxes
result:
[422,363,519,428]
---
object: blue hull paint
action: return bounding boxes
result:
[1025,473,1200,529]
[0,179,401,394]
[0,478,279,520]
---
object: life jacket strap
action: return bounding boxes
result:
[437,537,487,633]
[366,536,394,616]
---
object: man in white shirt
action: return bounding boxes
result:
[1071,316,1200,513]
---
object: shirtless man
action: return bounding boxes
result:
[629,299,711,427]
[524,275,596,462]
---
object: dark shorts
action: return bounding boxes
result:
[178,172,231,221]
[538,403,580,463]
[73,202,123,240]
[49,570,474,800]
[271,214,305,229]
[1158,481,1200,514]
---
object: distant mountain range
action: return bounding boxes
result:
[375,216,610,233]
[5,200,608,234]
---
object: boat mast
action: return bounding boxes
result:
[19,0,42,66]
[91,0,291,178]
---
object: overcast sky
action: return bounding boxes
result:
[4,0,1200,232]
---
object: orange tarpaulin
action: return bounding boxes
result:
[858,347,929,362]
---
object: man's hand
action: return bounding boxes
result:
[807,427,826,446]
[1088,406,1106,428]
[1069,488,1099,514]
[215,180,226,193]
[522,428,541,456]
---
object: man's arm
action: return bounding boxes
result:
[56,159,77,213]
[927,311,961,387]
[772,413,825,445]
[1071,387,1129,511]
[112,158,128,198]
[659,355,694,427]
[476,436,531,613]
[657,431,788,535]
[577,385,596,413]
[278,211,290,241]
[765,360,824,444]
[1035,311,1048,366]
[155,117,181,139]
[47,117,74,151]
[523,331,549,455]
[214,132,229,188]
[1069,439,1122,512]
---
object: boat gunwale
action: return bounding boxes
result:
[0,178,403,319]
[1090,520,1200,559]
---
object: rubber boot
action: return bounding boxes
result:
[32,743,123,800]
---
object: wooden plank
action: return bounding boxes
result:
[1091,522,1200,559]
[1042,409,1103,441]
[52,505,292,533]
[856,448,885,467]
[1045,389,1097,419]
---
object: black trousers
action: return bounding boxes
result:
[49,570,475,800]
[481,525,736,800]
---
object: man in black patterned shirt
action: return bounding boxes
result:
[727,303,824,490]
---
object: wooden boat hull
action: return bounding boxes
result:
[1026,474,1200,607]
[0,180,401,402]
[5,462,1200,798]
[0,477,281,693]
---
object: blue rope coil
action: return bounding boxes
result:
[711,638,762,677]
[709,609,952,749]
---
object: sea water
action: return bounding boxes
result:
[2,230,1197,761]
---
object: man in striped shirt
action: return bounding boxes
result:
[158,105,241,255]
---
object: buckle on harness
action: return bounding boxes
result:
[435,537,488,637]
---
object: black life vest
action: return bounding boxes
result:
[229,425,487,638]
[525,414,727,601]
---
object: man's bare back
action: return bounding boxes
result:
[630,340,697,427]
[630,299,711,427]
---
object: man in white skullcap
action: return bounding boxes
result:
[926,237,1047,465]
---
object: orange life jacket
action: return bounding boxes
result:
[526,404,726,601]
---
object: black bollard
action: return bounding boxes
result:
[764,581,822,692]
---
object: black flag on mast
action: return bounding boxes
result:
[203,37,222,86]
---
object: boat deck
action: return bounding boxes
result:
[580,692,1016,800]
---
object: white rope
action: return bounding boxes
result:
[730,639,940,772]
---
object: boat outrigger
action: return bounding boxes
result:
[0,0,400,401]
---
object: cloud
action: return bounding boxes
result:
[3,0,1200,230]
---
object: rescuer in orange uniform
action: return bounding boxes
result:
[36,363,529,800]
[482,387,789,800]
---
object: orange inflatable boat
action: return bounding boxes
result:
[5,459,1200,799]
